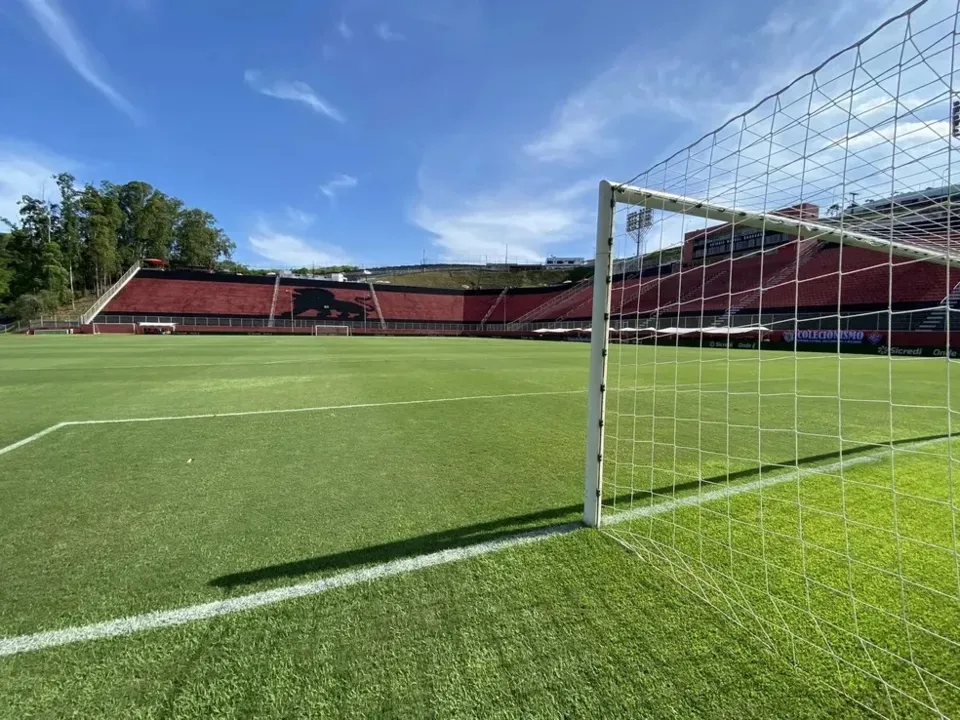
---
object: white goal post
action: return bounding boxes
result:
[92,323,138,335]
[581,1,960,716]
[312,325,352,336]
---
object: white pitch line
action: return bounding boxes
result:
[0,390,584,457]
[602,435,952,527]
[0,434,953,656]
[0,423,66,457]
[64,389,584,426]
[0,378,828,457]
[0,523,579,658]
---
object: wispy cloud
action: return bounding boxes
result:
[524,0,910,166]
[17,0,138,120]
[412,181,594,263]
[248,219,349,267]
[374,22,404,41]
[319,174,358,199]
[627,0,959,220]
[284,207,317,227]
[417,0,935,264]
[337,19,352,39]
[244,70,345,123]
[0,140,76,225]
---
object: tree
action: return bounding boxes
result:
[172,208,234,268]
[79,185,122,294]
[53,173,82,300]
[7,196,53,298]
[8,293,44,322]
[0,169,235,311]
[0,232,12,302]
[141,191,182,261]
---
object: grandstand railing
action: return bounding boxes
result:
[79,262,141,325]
[14,309,948,334]
[508,276,593,326]
[92,315,592,333]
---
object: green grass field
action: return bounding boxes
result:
[0,335,957,718]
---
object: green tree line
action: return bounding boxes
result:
[0,173,235,321]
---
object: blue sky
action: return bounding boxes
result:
[0,0,914,268]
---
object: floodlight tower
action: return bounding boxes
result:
[626,209,653,268]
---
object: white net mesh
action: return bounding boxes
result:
[596,1,960,716]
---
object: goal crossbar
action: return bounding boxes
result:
[612,183,960,268]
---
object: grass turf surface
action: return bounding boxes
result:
[0,335,957,717]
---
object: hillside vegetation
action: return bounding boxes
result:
[1,173,234,323]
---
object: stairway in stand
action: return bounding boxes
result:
[267,274,282,327]
[712,241,820,327]
[368,283,387,328]
[480,287,509,328]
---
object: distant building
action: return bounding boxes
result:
[545,256,588,267]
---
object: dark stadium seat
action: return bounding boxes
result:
[107,278,276,316]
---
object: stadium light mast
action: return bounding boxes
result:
[626,209,652,264]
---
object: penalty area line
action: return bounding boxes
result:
[0,390,584,456]
[0,523,580,658]
[0,379,786,456]
[65,389,585,426]
[0,423,67,457]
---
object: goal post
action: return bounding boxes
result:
[312,325,352,336]
[584,180,616,528]
[92,323,138,335]
[584,0,960,716]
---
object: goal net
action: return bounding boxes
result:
[92,323,138,335]
[585,1,960,716]
[312,325,351,336]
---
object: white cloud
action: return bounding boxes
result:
[319,174,358,199]
[524,0,913,166]
[0,141,75,225]
[419,0,945,265]
[412,181,594,263]
[244,70,345,123]
[337,19,352,39]
[17,0,138,120]
[248,220,349,267]
[638,0,960,217]
[375,22,404,41]
[284,207,317,227]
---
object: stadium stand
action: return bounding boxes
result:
[97,235,956,335]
